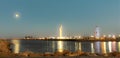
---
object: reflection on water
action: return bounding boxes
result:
[11,39,20,53]
[78,42,81,51]
[91,42,94,53]
[11,40,119,54]
[57,41,64,52]
[101,42,106,53]
[75,42,78,51]
[112,41,116,52]
[75,42,81,51]
[94,42,100,53]
[52,41,55,52]
[108,41,112,52]
[118,42,120,52]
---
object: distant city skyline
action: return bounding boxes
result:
[0,0,120,38]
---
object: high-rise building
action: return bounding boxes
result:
[94,26,100,39]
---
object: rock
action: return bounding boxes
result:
[54,51,64,56]
[65,52,78,56]
[54,50,71,56]
[0,39,11,53]
[44,52,53,56]
[101,53,108,56]
[65,50,85,56]
[107,52,120,57]
[29,53,43,57]
[86,53,97,56]
[19,51,33,57]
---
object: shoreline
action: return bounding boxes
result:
[10,38,120,42]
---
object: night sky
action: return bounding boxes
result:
[0,0,120,38]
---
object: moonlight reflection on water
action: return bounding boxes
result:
[11,39,20,53]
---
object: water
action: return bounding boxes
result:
[11,39,120,54]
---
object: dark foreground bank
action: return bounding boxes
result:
[0,39,120,58]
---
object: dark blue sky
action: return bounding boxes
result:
[0,0,120,38]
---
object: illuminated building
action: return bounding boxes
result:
[94,26,100,39]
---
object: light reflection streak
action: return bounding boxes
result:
[112,41,116,52]
[101,42,106,53]
[52,41,55,52]
[108,41,112,52]
[78,42,82,51]
[118,42,120,52]
[75,42,78,51]
[75,42,82,51]
[94,42,100,53]
[91,42,94,53]
[12,39,20,53]
[57,41,63,52]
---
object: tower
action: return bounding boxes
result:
[95,26,100,39]
[59,25,63,38]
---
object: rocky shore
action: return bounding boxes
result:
[0,39,120,58]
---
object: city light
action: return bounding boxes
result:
[23,25,120,40]
[112,35,116,39]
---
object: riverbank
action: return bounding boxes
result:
[13,37,120,42]
[1,39,120,58]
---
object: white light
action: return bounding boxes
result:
[91,35,94,37]
[103,35,106,37]
[79,36,81,38]
[14,12,21,19]
[112,35,116,39]
[108,34,112,38]
[15,14,19,18]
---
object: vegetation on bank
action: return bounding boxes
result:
[0,39,13,57]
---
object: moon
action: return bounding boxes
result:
[15,13,19,18]
[14,12,21,19]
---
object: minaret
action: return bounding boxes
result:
[95,26,100,39]
[59,25,63,38]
